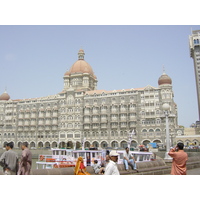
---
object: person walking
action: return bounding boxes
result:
[104,150,120,175]
[123,147,137,171]
[0,142,19,175]
[18,142,32,175]
[168,142,188,175]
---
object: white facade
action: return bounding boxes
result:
[0,50,180,149]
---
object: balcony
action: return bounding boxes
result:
[18,115,24,119]
[52,113,58,117]
[24,114,30,119]
[52,126,58,130]
[111,109,117,113]
[84,119,90,123]
[111,118,118,122]
[38,126,44,130]
[120,123,127,128]
[31,114,36,118]
[92,118,99,122]
[24,122,30,126]
[5,116,12,120]
[92,110,99,115]
[120,109,127,113]
[92,126,99,129]
[129,116,136,121]
[129,108,136,112]
[18,122,23,126]
[30,122,36,126]
[24,126,29,131]
[46,114,51,118]
[101,110,107,114]
[52,121,58,125]
[38,114,45,118]
[45,126,51,130]
[101,124,107,129]
[101,118,107,123]
[38,121,44,125]
[18,126,23,131]
[129,123,136,128]
[30,127,36,131]
[84,125,90,130]
[120,117,127,121]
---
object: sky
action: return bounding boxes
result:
[0,25,199,127]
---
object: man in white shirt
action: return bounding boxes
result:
[123,147,137,171]
[104,150,120,175]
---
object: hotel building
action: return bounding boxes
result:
[0,49,181,149]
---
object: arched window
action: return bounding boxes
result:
[67,95,74,105]
[149,129,154,136]
[155,128,161,136]
[156,119,161,124]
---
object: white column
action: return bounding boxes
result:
[163,103,172,160]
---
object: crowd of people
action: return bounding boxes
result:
[75,142,189,175]
[0,142,189,175]
[74,147,138,175]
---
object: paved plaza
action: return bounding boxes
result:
[186,168,200,175]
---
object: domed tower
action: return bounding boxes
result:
[63,49,98,91]
[158,71,173,101]
[158,72,172,85]
[158,70,178,133]
[0,91,10,101]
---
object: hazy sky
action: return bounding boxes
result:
[0,25,199,127]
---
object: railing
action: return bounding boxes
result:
[132,152,152,162]
[117,151,153,163]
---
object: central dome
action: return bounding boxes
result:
[64,49,95,78]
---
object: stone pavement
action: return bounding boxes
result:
[187,168,200,175]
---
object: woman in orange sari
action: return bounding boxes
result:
[74,157,90,175]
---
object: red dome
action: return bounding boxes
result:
[66,59,95,76]
[0,92,10,101]
[64,49,96,78]
[158,73,172,85]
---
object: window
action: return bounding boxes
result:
[67,134,73,138]
[156,119,161,124]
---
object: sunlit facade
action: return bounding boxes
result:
[0,49,180,149]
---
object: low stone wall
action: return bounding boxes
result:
[29,159,170,175]
[30,166,95,175]
[29,156,200,175]
[118,159,171,175]
[1,153,200,175]
[186,156,200,170]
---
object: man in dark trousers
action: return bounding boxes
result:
[18,142,32,175]
[0,142,18,175]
